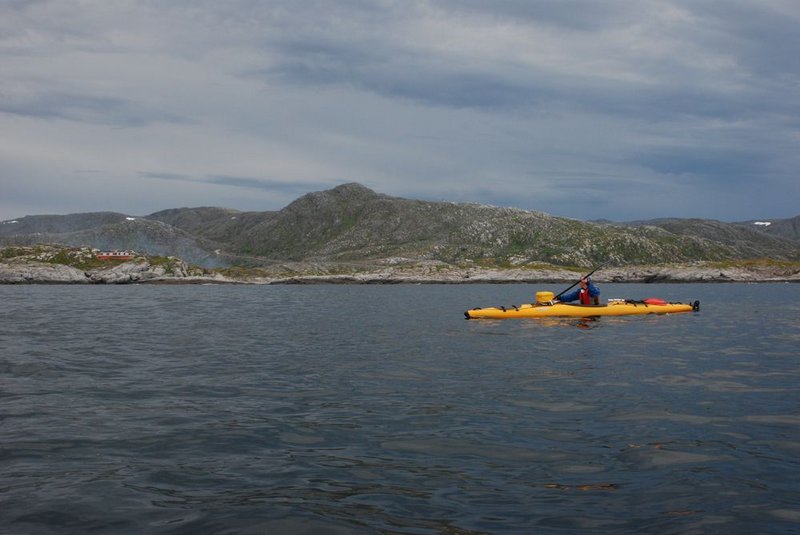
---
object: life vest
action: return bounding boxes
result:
[579,288,592,305]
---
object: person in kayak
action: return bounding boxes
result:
[555,277,600,305]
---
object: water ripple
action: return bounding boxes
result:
[2,283,799,533]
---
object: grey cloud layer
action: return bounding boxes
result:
[1,0,798,221]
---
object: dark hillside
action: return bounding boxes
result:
[627,218,800,259]
[735,215,800,243]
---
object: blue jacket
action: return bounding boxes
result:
[558,281,600,304]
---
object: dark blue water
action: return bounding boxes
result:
[1,283,799,534]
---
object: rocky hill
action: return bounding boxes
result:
[2,183,799,271]
[615,217,800,260]
[735,216,800,242]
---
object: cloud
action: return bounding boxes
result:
[143,172,332,196]
[0,92,186,127]
[631,147,769,184]
[0,0,798,222]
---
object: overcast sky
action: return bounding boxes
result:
[2,0,798,222]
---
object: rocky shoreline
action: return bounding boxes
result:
[2,258,798,284]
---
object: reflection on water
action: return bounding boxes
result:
[1,283,799,534]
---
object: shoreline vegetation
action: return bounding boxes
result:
[1,245,798,285]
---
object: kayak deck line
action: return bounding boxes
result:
[464,299,700,319]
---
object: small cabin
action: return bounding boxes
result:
[96,250,135,260]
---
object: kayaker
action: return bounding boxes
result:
[554,277,600,305]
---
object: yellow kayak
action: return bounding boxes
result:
[465,298,700,319]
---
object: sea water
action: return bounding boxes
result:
[1,283,798,534]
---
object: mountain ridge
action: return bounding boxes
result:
[2,183,799,269]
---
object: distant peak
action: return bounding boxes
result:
[329,183,379,196]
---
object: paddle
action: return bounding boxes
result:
[554,266,603,301]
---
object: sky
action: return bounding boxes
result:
[2,0,799,223]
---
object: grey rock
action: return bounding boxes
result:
[87,261,156,283]
[2,243,799,284]
[87,259,192,283]
[0,261,88,283]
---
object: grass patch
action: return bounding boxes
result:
[48,250,131,270]
[1,247,35,259]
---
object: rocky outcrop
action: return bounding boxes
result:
[0,259,201,284]
[599,264,800,283]
[0,246,209,284]
[86,260,191,283]
[249,261,800,284]
[2,245,798,284]
[0,261,89,283]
